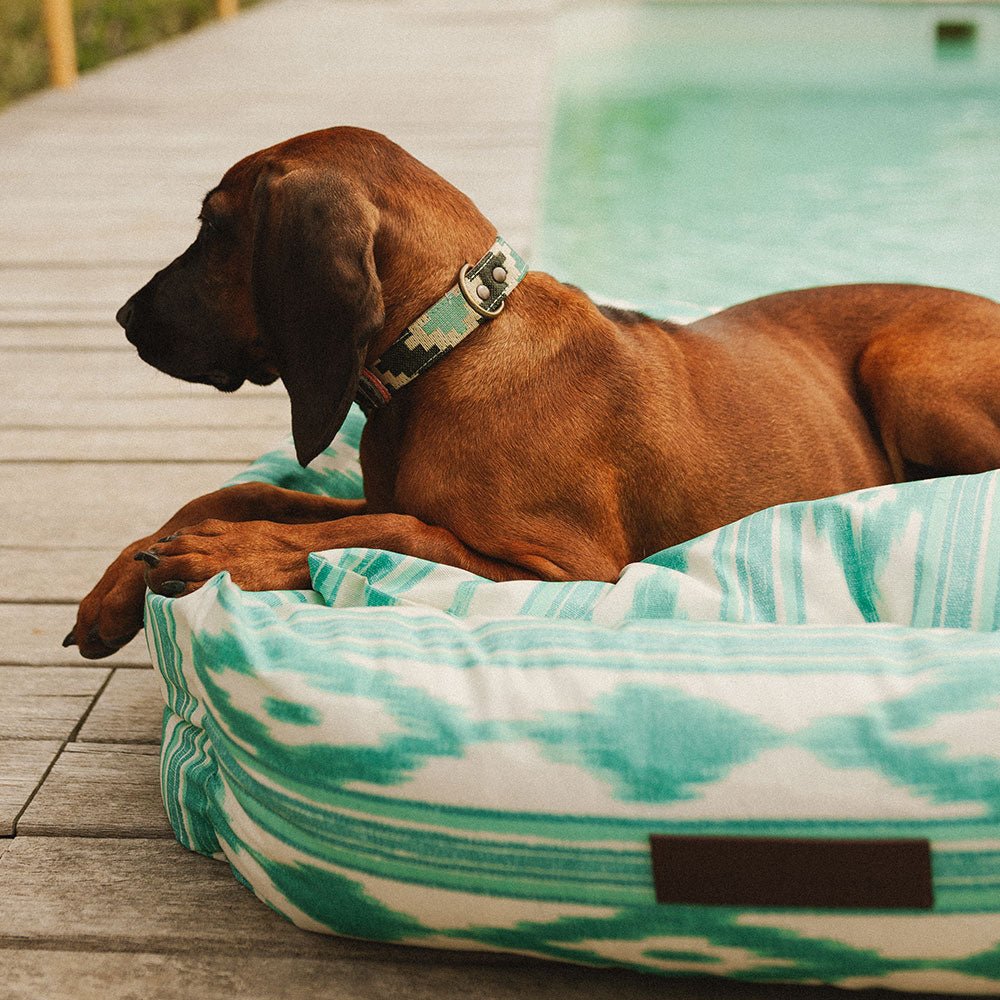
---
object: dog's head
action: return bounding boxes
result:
[117,127,385,466]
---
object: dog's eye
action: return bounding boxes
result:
[197,208,232,245]
[197,216,228,248]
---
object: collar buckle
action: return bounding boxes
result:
[458,263,506,318]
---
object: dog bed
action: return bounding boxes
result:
[147,405,1000,995]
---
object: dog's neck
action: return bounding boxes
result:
[356,236,528,416]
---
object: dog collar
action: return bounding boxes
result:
[356,235,527,415]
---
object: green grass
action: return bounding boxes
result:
[0,0,267,107]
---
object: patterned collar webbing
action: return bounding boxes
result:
[355,236,528,415]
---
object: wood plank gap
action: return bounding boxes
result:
[0,346,130,354]
[0,545,113,552]
[3,424,278,431]
[0,663,152,670]
[67,672,115,744]
[78,671,164,744]
[0,599,77,607]
[16,828,175,841]
[55,663,154,671]
[0,262,155,270]
[0,320,114,329]
[0,932,492,966]
[0,459,261,465]
[0,936,403,962]
[9,738,69,837]
[0,660,152,670]
[77,735,162,745]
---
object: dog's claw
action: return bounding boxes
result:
[62,630,77,648]
[159,580,186,597]
[80,623,130,657]
[157,534,178,543]
[134,550,160,567]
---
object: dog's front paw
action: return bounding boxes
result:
[137,519,312,595]
[66,541,154,659]
[132,520,226,600]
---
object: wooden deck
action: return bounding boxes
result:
[0,2,908,997]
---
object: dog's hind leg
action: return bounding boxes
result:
[858,306,1000,481]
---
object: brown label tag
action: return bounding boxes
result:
[649,834,934,909]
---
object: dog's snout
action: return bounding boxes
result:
[116,296,137,338]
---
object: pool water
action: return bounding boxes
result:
[536,4,1000,319]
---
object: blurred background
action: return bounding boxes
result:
[1,0,269,107]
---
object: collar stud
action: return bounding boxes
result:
[459,263,506,318]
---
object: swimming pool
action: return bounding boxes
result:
[536,4,1000,319]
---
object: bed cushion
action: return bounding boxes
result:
[147,406,1000,995]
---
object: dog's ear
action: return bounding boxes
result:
[251,167,383,466]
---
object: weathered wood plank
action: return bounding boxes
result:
[0,154,538,268]
[0,840,760,999]
[1,546,125,601]
[0,0,551,262]
[0,326,130,349]
[0,464,246,547]
[0,666,109,739]
[0,741,62,835]
[0,199,535,272]
[78,668,164,743]
[0,98,545,154]
[0,427,278,462]
[0,836,363,954]
[18,743,170,837]
[0,265,155,315]
[0,846,863,1000]
[0,604,150,667]
[3,395,288,429]
[0,948,741,1000]
[1,349,285,402]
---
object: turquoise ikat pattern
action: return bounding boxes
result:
[148,405,1000,994]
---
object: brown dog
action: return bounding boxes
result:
[66,126,1000,659]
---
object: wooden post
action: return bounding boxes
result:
[217,0,238,19]
[42,0,78,89]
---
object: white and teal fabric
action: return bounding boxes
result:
[148,405,1000,995]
